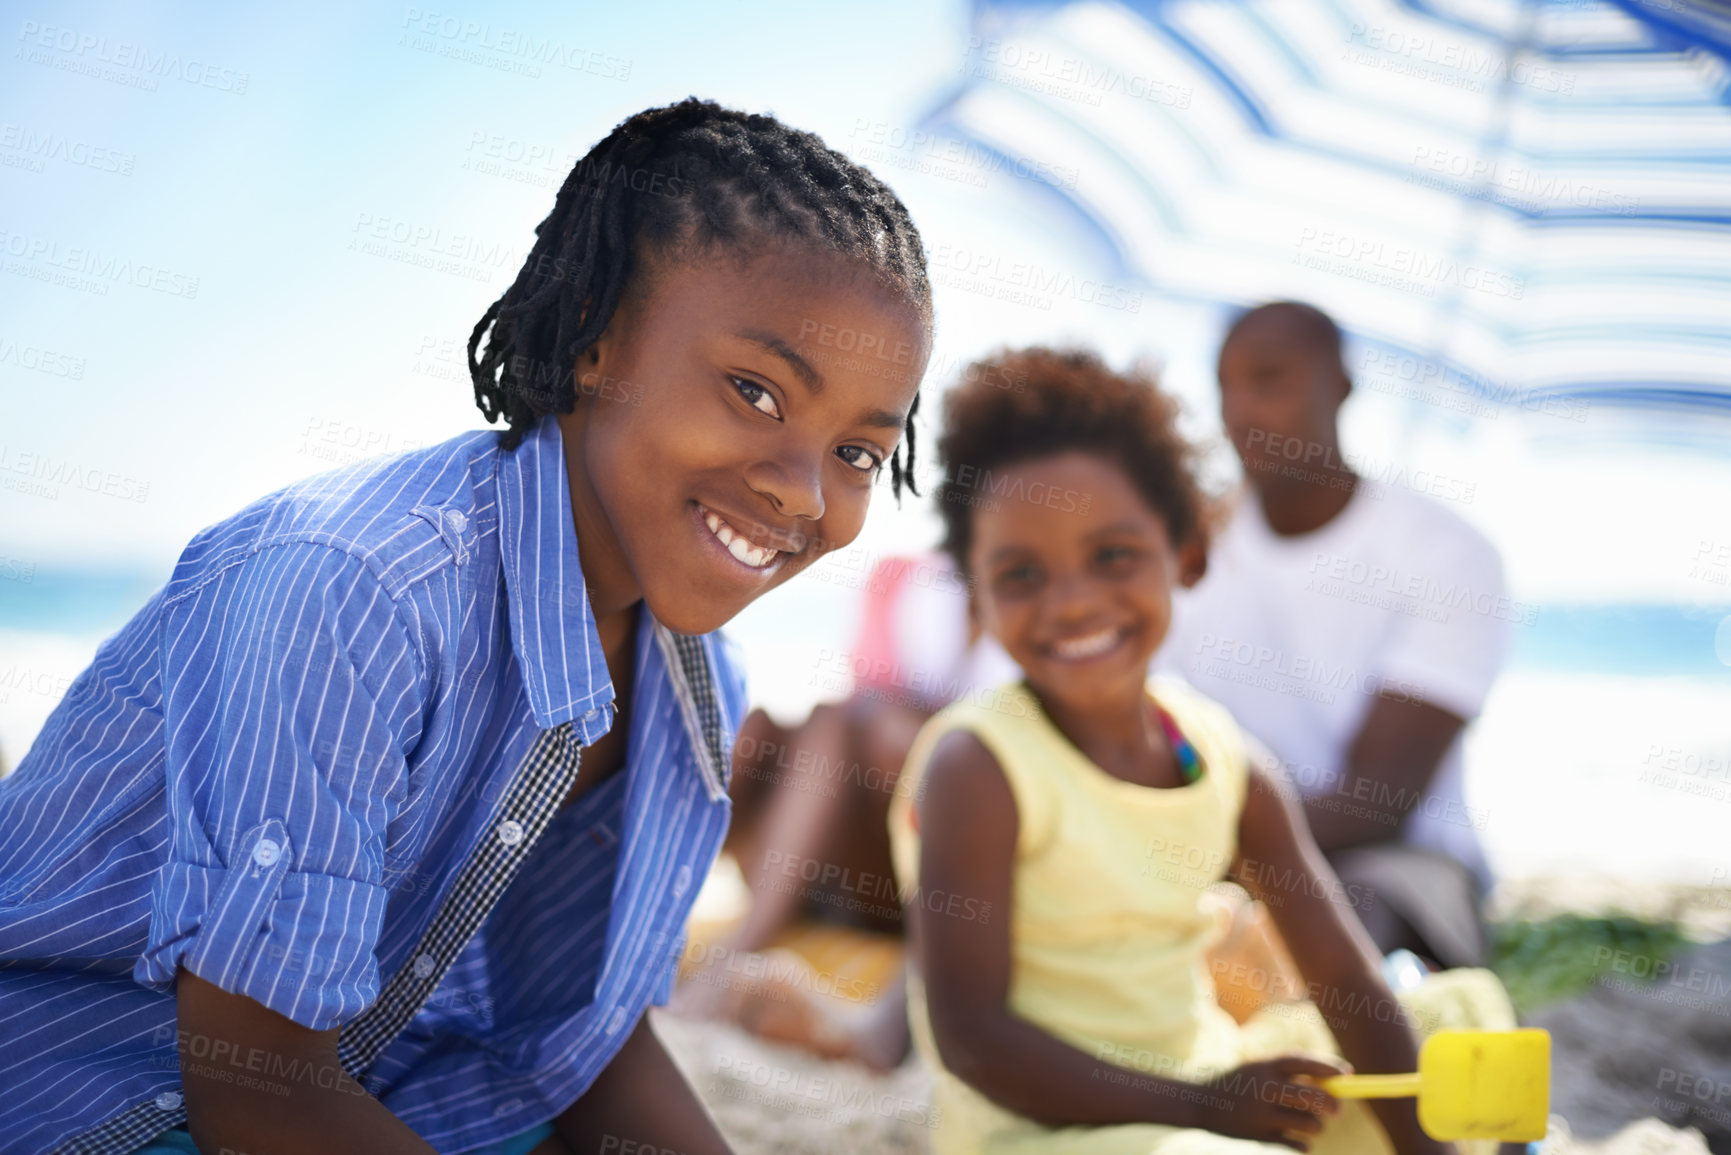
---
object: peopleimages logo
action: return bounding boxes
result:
[849,118,1081,191]
[0,229,200,299]
[1342,23,1575,94]
[1308,550,1538,626]
[1408,146,1637,216]
[942,461,1093,517]
[1294,228,1524,299]
[928,243,1144,312]
[15,20,251,93]
[961,36,1193,109]
[0,444,149,503]
[1188,632,1429,706]
[1358,350,1590,423]
[0,124,136,175]
[0,335,85,378]
[398,8,631,80]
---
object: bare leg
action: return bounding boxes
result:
[843,963,910,1072]
[725,702,856,954]
[1203,886,1307,1024]
[672,695,931,1070]
[722,707,794,858]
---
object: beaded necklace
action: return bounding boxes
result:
[1151,699,1204,785]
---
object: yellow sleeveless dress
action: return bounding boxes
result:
[887,677,1512,1154]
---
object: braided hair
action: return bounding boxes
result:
[468,97,933,498]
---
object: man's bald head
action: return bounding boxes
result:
[1222,301,1346,378]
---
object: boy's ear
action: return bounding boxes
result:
[575,294,622,371]
[573,316,614,403]
[579,314,607,366]
[1177,536,1208,589]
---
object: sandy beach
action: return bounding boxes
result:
[654,875,1731,1155]
[652,1010,1717,1154]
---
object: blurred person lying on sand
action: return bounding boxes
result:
[667,547,1017,1070]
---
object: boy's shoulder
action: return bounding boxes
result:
[165,428,505,605]
[929,678,1038,730]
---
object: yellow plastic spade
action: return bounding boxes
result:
[1320,1029,1551,1142]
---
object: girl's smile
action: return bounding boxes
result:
[1043,623,1137,664]
[968,452,1188,720]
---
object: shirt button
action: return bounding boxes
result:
[155,1091,182,1111]
[673,864,693,898]
[444,509,467,534]
[252,839,281,867]
[413,953,436,979]
[497,819,525,847]
[604,1007,627,1036]
[582,708,599,723]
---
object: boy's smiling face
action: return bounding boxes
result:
[560,248,930,635]
[966,452,1188,710]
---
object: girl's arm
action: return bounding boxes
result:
[912,731,1339,1143]
[1231,765,1454,1155]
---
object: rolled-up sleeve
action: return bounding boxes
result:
[134,540,427,1031]
[1375,532,1513,721]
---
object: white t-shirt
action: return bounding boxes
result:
[1156,480,1513,888]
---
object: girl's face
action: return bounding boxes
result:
[966,452,1186,709]
[563,248,929,635]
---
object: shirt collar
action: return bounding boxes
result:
[494,415,614,731]
[493,416,733,796]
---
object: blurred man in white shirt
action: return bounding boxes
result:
[1159,302,1513,968]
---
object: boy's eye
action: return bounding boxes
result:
[1097,544,1137,565]
[732,377,782,420]
[836,445,882,474]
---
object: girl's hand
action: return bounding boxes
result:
[1201,1055,1347,1151]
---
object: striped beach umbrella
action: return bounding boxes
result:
[921,0,1731,424]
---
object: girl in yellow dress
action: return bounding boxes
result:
[888,348,1515,1155]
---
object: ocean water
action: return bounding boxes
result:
[3,569,1727,886]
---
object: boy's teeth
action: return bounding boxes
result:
[727,536,773,567]
[702,507,777,568]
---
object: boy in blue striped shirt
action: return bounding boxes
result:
[0,99,933,1155]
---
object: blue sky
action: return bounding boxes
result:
[4,0,1729,604]
[2,0,979,566]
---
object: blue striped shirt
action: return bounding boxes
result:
[0,415,744,1155]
